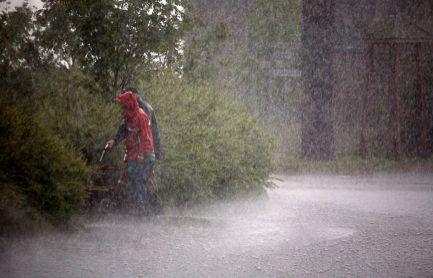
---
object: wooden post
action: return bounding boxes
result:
[416,43,428,158]
[360,43,375,158]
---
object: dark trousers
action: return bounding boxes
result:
[126,154,155,210]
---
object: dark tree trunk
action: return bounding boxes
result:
[300,0,335,160]
[360,43,375,158]
[387,43,402,160]
[416,43,428,158]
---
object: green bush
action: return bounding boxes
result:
[1,68,274,227]
[140,75,275,206]
[0,96,90,235]
[35,70,276,207]
[32,68,122,164]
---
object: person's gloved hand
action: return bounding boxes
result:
[106,139,115,150]
[155,151,164,161]
[137,153,145,163]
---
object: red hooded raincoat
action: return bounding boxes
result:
[116,92,154,162]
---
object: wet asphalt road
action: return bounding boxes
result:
[1,173,433,277]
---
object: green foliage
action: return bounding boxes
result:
[0,3,38,71]
[37,0,192,95]
[0,4,43,100]
[183,21,230,82]
[185,0,303,162]
[0,1,277,234]
[243,0,301,115]
[32,67,122,163]
[0,96,90,235]
[141,75,275,206]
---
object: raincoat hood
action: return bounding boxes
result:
[116,92,139,119]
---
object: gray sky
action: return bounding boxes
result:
[0,0,43,11]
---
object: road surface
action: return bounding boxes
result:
[1,173,433,277]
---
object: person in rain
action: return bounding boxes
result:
[107,91,155,213]
[107,87,164,213]
[109,87,164,161]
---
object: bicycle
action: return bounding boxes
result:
[86,145,163,215]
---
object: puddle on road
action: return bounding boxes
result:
[320,227,356,241]
[83,213,355,251]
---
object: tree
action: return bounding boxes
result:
[37,0,191,96]
[0,3,43,99]
[184,0,303,160]
[183,20,229,82]
[239,0,303,160]
[243,0,301,117]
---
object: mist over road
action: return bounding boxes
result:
[2,174,433,277]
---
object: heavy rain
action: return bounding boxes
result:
[1,0,433,277]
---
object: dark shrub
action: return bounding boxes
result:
[0,96,90,235]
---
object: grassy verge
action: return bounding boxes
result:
[276,155,433,175]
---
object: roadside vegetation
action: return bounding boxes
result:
[144,75,275,206]
[0,95,89,235]
[278,156,433,175]
[0,1,274,235]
